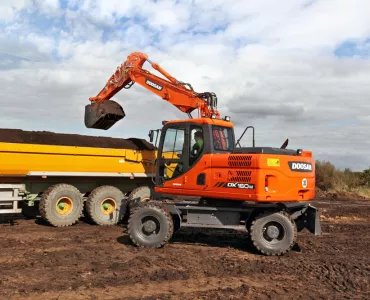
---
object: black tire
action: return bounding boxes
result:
[127,201,174,248]
[250,211,297,256]
[127,186,153,210]
[39,184,83,227]
[85,185,126,226]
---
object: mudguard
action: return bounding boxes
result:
[294,204,322,236]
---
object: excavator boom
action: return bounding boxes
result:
[85,52,220,130]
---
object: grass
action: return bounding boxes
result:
[315,160,370,199]
[320,215,368,223]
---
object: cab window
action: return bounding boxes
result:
[160,127,185,180]
[212,126,233,151]
[162,128,185,159]
[189,126,204,166]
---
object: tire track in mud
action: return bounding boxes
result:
[6,276,264,300]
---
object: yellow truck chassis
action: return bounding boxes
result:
[0,131,159,226]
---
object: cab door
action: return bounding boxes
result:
[156,125,188,189]
[183,124,210,190]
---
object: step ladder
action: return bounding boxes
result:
[0,184,25,214]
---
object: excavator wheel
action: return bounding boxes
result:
[127,201,174,248]
[249,210,297,256]
[85,185,126,226]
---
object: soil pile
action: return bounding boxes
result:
[0,128,155,150]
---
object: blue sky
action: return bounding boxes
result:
[1,0,370,171]
[334,39,370,58]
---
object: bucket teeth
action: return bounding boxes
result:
[84,100,125,130]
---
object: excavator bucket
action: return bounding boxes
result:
[84,100,126,130]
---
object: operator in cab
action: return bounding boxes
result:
[190,130,203,165]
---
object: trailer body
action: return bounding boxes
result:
[0,131,158,225]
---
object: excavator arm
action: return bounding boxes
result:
[85,52,220,130]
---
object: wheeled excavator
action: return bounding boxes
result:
[85,52,321,256]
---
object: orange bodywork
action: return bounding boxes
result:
[156,151,315,202]
[155,118,315,202]
[164,118,232,127]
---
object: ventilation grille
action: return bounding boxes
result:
[228,155,252,167]
[229,170,252,182]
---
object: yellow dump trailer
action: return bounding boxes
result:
[0,128,158,227]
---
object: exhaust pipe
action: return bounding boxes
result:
[85,100,125,130]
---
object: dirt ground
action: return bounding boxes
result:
[1,197,369,300]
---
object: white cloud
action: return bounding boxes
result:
[26,33,55,54]
[34,0,60,15]
[0,0,370,170]
[141,1,191,32]
[0,0,30,22]
[269,2,370,52]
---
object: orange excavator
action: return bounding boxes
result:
[85,52,321,256]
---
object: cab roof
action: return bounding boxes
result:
[164,118,234,128]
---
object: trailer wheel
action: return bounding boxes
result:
[250,211,297,256]
[127,186,153,210]
[39,184,83,227]
[128,202,173,248]
[86,186,126,226]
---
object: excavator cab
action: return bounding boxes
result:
[84,100,126,130]
[153,118,234,189]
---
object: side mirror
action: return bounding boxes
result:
[148,130,154,143]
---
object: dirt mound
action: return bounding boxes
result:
[0,128,155,150]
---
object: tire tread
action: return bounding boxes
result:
[250,210,297,256]
[39,183,83,227]
[85,185,125,226]
[128,201,173,248]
